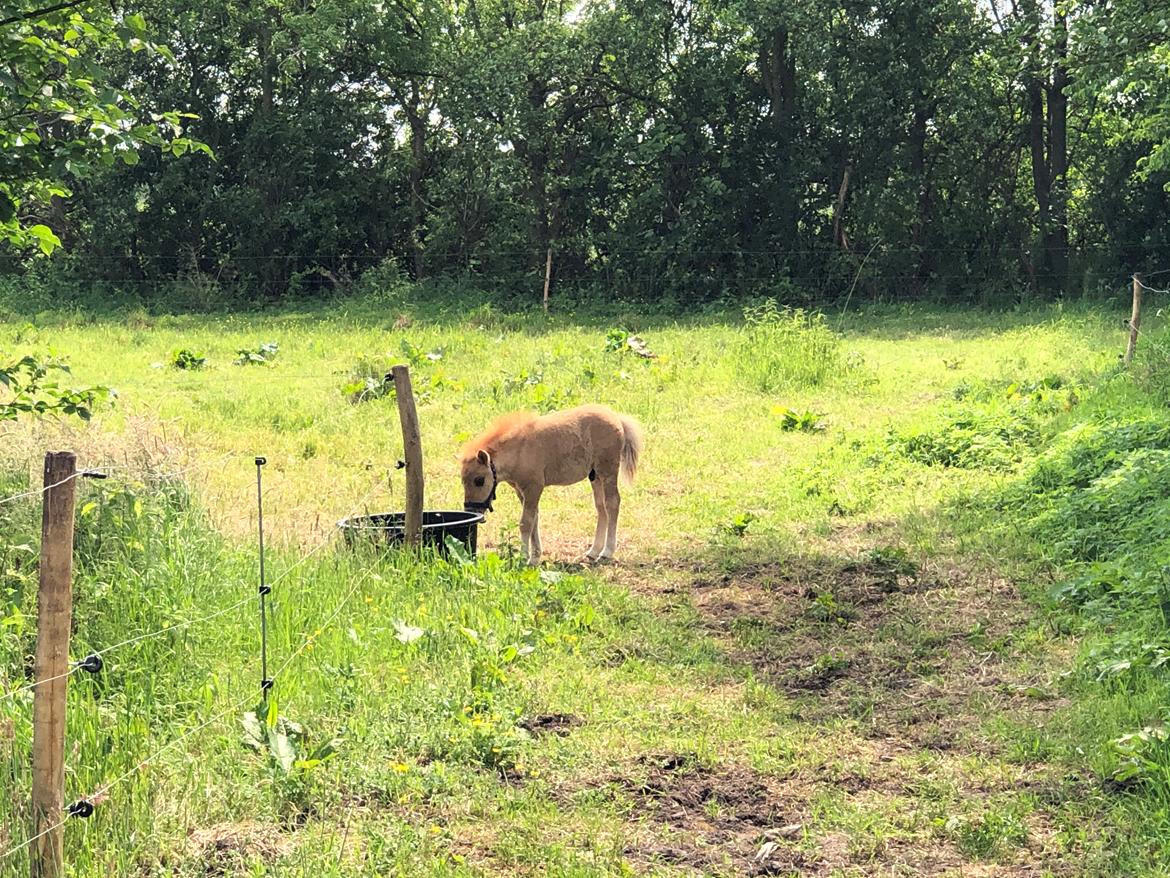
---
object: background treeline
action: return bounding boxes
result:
[6,0,1170,308]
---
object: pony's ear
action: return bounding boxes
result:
[476,449,491,466]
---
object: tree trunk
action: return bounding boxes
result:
[1027,74,1049,293]
[909,98,932,293]
[832,163,851,252]
[759,26,798,243]
[403,80,429,280]
[1047,9,1070,291]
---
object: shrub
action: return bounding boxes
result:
[170,348,207,370]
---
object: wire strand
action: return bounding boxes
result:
[0,812,70,862]
[1136,277,1170,295]
[91,594,255,660]
[0,470,83,508]
[0,665,82,705]
[266,474,386,591]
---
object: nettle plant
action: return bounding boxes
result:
[0,354,111,421]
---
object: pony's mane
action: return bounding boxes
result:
[462,411,538,458]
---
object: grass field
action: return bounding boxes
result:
[1,294,1167,876]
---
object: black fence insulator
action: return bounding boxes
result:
[261,679,273,693]
[74,654,103,674]
[396,460,407,469]
[80,470,108,480]
[67,800,94,819]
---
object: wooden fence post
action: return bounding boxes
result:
[542,246,553,314]
[390,366,424,546]
[1124,273,1143,366]
[31,451,77,878]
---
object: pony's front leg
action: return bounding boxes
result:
[520,488,543,565]
[586,476,607,561]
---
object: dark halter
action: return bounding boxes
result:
[464,459,498,513]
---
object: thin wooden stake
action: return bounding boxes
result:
[1124,273,1143,367]
[32,451,77,878]
[390,365,424,546]
[542,246,553,314]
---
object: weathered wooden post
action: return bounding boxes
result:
[1124,273,1143,367]
[390,366,424,547]
[542,246,553,314]
[31,452,77,878]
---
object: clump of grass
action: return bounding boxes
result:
[604,328,656,359]
[718,511,757,537]
[736,299,840,391]
[895,377,1078,470]
[940,804,1029,859]
[342,355,395,403]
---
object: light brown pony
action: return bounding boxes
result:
[461,404,643,564]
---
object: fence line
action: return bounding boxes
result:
[0,452,390,711]
[90,594,256,660]
[1135,277,1170,296]
[266,474,387,591]
[0,470,85,508]
[0,449,400,865]
[0,450,244,510]
[3,241,1167,261]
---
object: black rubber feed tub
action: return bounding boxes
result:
[338,510,484,556]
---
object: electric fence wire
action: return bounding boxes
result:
[0,555,387,863]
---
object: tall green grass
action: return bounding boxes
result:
[0,466,725,874]
[735,299,841,391]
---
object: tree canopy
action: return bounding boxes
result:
[2,0,1167,306]
[0,0,206,254]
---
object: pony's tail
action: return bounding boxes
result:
[619,415,643,484]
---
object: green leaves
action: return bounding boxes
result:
[233,341,280,366]
[241,697,340,777]
[27,224,61,255]
[0,352,112,422]
[0,0,208,254]
[169,348,206,370]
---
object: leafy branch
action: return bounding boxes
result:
[0,354,112,421]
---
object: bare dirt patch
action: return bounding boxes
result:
[688,550,1050,750]
[185,821,292,875]
[519,713,583,737]
[588,539,1082,876]
[588,752,813,876]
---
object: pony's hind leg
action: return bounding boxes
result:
[600,477,621,560]
[586,476,607,561]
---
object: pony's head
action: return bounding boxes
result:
[461,449,497,513]
[460,412,534,512]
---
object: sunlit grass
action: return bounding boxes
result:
[1,296,1157,875]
